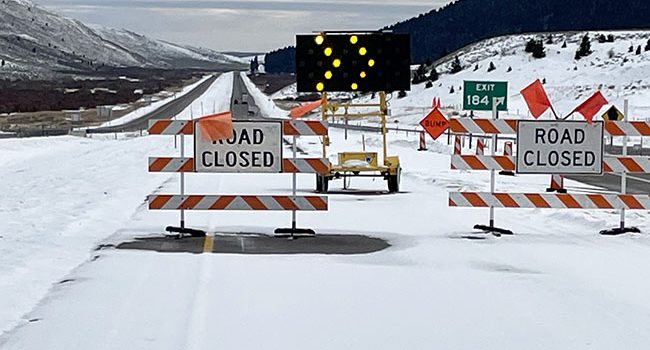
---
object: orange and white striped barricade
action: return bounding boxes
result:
[148,157,330,174]
[418,130,428,151]
[449,109,649,235]
[448,117,650,137]
[546,174,566,193]
[454,135,462,155]
[148,195,328,211]
[451,154,650,175]
[475,138,485,156]
[449,192,650,210]
[499,141,515,176]
[147,118,329,238]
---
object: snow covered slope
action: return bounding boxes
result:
[276,30,650,123]
[0,0,246,79]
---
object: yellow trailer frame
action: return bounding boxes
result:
[316,91,401,193]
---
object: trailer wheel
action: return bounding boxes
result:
[316,174,329,193]
[387,166,401,193]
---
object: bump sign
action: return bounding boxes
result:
[194,121,283,173]
[420,108,450,140]
[516,121,604,174]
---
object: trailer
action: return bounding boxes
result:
[316,91,401,193]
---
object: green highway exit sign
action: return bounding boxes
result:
[463,81,508,111]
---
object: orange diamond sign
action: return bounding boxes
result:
[420,108,450,140]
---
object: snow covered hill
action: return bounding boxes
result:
[0,0,246,79]
[275,30,650,123]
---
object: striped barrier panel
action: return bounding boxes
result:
[148,120,194,135]
[450,118,517,135]
[283,120,329,136]
[449,192,650,210]
[148,195,328,211]
[149,157,195,173]
[451,155,650,173]
[148,157,329,174]
[148,119,329,136]
[282,158,330,174]
[605,121,650,136]
[449,118,650,136]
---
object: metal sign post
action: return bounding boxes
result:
[602,99,641,235]
[472,97,513,236]
[180,132,186,230]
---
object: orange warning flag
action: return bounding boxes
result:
[196,111,233,141]
[520,79,554,119]
[290,99,323,119]
[571,91,608,123]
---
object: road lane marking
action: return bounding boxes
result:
[203,234,214,253]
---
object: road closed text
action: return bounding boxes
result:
[516,121,603,174]
[194,121,282,173]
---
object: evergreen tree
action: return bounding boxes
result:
[607,34,615,42]
[449,86,455,94]
[525,38,537,53]
[507,66,512,72]
[425,81,433,88]
[532,40,546,58]
[629,44,634,53]
[636,45,642,55]
[450,56,462,74]
[474,64,479,71]
[412,63,427,84]
[428,67,439,82]
[561,41,567,48]
[598,34,607,43]
[575,34,592,59]
[645,39,650,51]
[1,59,4,67]
[487,62,496,72]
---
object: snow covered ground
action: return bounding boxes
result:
[2,67,650,349]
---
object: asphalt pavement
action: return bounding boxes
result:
[116,234,390,255]
[88,74,219,133]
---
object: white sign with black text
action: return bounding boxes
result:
[516,121,604,174]
[194,120,282,173]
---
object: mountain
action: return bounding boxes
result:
[264,0,650,73]
[0,0,246,79]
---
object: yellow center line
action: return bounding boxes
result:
[203,234,214,253]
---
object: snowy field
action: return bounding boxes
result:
[2,64,650,349]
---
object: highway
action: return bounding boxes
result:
[87,74,219,133]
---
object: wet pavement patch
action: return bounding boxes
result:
[115,233,390,255]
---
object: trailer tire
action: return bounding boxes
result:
[316,174,329,193]
[387,167,401,193]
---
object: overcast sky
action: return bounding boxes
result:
[34,0,449,52]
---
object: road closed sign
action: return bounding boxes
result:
[194,121,282,173]
[516,121,604,174]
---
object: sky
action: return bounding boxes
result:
[34,0,450,52]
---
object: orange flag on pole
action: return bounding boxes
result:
[196,111,233,141]
[520,79,555,119]
[571,91,608,123]
[290,99,323,119]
